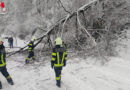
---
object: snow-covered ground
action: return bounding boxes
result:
[1,34,28,53]
[0,54,130,90]
[0,29,130,90]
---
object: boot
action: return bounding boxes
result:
[25,60,29,64]
[56,80,61,88]
[32,57,35,61]
[0,82,2,89]
[7,78,14,85]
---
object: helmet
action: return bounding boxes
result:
[55,37,62,45]
[31,36,37,41]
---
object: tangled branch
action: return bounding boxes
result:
[7,0,98,58]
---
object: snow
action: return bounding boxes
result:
[1,34,28,52]
[1,34,25,47]
[0,54,130,90]
[0,29,130,90]
[78,0,97,11]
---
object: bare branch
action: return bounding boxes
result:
[77,11,97,47]
[57,0,71,14]
[61,14,70,38]
[7,0,98,58]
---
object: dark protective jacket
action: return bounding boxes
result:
[0,44,6,67]
[8,37,13,43]
[51,45,67,67]
[28,41,34,52]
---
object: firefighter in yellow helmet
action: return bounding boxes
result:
[0,38,14,89]
[25,36,36,64]
[51,37,68,87]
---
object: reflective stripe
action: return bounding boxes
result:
[7,76,11,79]
[54,52,66,67]
[65,57,67,60]
[1,54,4,64]
[0,54,6,67]
[65,52,68,55]
[52,53,56,56]
[57,52,59,65]
[52,57,56,61]
[56,76,61,80]
[29,47,32,50]
[28,47,32,52]
[65,52,67,60]
[61,52,65,64]
[29,44,32,46]
[54,64,64,67]
[0,63,6,67]
[26,58,30,61]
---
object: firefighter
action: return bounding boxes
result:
[51,37,68,87]
[8,37,13,48]
[25,37,36,64]
[0,38,14,89]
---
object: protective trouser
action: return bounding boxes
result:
[9,42,13,48]
[54,67,62,87]
[0,66,13,85]
[0,66,10,79]
[26,51,35,64]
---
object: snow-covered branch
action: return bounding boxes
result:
[7,0,98,58]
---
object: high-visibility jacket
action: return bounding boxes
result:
[51,45,67,67]
[28,41,34,52]
[0,44,6,67]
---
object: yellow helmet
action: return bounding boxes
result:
[55,37,62,45]
[31,36,37,41]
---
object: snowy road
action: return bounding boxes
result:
[0,54,130,90]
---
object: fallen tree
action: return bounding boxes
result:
[7,0,98,58]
